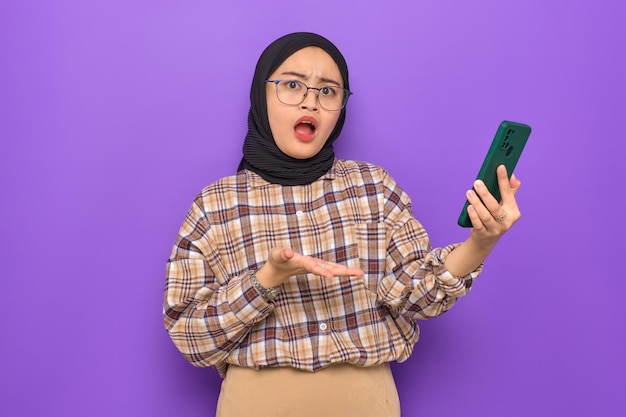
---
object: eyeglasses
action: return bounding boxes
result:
[265,79,352,111]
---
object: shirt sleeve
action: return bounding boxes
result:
[163,197,274,371]
[376,171,483,320]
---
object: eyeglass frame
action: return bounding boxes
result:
[265,79,353,111]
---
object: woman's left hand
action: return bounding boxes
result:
[465,164,522,246]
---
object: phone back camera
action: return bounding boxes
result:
[501,129,515,151]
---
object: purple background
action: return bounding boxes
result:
[2,0,625,416]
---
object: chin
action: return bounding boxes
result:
[288,151,319,159]
[281,144,324,160]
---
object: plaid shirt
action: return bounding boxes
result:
[164,159,481,377]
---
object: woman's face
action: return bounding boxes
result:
[266,46,343,159]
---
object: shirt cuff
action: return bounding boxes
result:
[425,244,482,297]
[224,272,275,325]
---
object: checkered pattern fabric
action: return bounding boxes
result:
[164,159,480,377]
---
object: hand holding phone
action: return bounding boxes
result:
[458,120,531,227]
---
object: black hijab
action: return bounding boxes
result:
[237,32,350,186]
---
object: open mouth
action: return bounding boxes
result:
[294,117,318,142]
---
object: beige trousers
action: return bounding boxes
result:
[216,363,401,417]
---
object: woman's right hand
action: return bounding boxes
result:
[255,247,364,288]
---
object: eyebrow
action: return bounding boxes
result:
[279,71,342,87]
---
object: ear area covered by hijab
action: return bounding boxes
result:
[238,32,350,186]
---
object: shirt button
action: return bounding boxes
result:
[296,210,303,216]
[319,323,328,331]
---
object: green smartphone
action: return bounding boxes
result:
[457,120,532,227]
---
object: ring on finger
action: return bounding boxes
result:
[495,211,507,222]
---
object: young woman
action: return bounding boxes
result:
[164,32,521,417]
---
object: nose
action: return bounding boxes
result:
[300,87,319,110]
